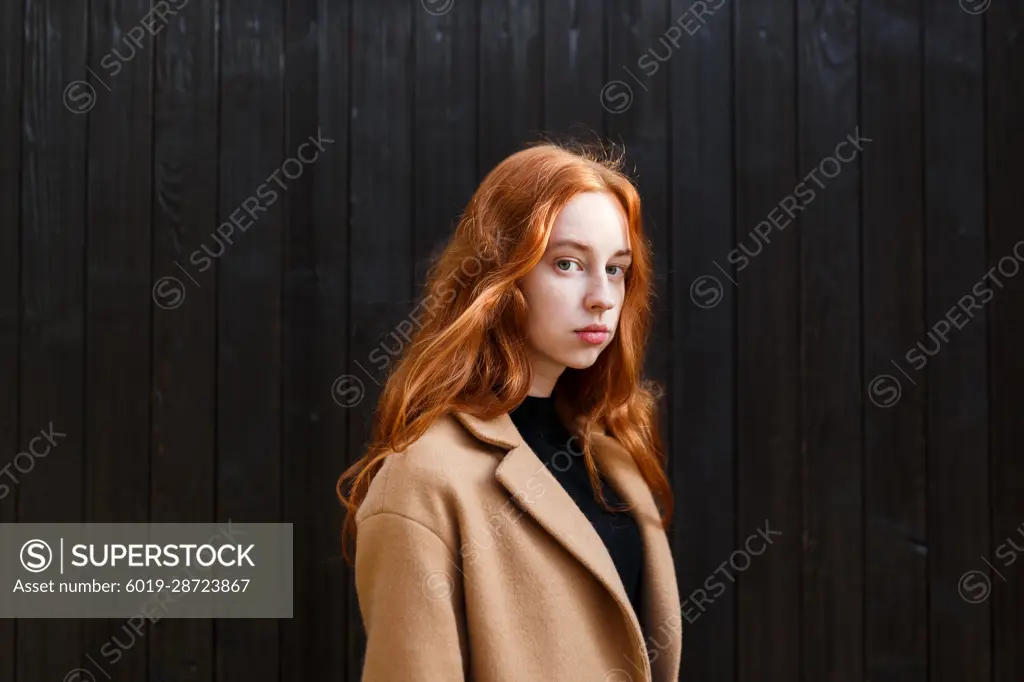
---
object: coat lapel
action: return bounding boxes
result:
[588,430,682,682]
[452,408,681,682]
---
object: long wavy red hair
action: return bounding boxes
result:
[336,140,673,565]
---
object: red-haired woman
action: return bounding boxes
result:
[337,142,682,682]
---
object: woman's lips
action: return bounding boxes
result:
[575,330,609,345]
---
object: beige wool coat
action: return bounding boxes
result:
[354,407,682,682]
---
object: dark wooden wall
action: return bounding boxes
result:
[0,0,1020,680]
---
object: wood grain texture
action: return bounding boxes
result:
[987,3,1024,682]
[923,3,991,682]
[18,0,89,679]
[83,0,156,678]
[543,0,605,138]
[0,0,21,676]
[478,0,543,172]
[280,0,351,681]
[734,0,801,679]
[862,1,928,680]
[414,0,478,287]
[216,0,285,678]
[150,0,219,679]
[0,0,23,522]
[798,1,864,680]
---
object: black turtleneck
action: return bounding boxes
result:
[508,394,645,634]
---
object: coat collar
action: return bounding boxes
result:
[452,407,681,682]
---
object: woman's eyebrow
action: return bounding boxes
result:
[548,238,632,259]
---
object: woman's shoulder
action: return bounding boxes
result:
[355,412,503,530]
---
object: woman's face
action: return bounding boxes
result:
[518,191,632,396]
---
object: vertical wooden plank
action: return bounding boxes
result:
[733,0,801,679]
[986,3,1024,682]
[478,0,543,171]
[85,0,154,528]
[84,0,155,678]
[280,2,317,682]
[0,0,23,522]
[414,0,478,286]
[280,0,350,680]
[18,0,88,679]
[150,0,218,678]
[0,0,22,677]
[280,1,316,677]
[923,3,990,682]
[604,0,672,569]
[670,0,735,679]
[310,3,353,680]
[348,1,413,678]
[797,1,864,680]
[216,0,284,677]
[862,1,927,680]
[544,0,604,138]
[280,1,317,676]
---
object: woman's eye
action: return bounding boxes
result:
[607,265,626,277]
[556,259,579,272]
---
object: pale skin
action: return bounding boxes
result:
[517,191,633,398]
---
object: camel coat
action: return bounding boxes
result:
[354,407,682,682]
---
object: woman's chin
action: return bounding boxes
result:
[561,348,604,370]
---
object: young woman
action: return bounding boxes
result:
[336,142,682,682]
